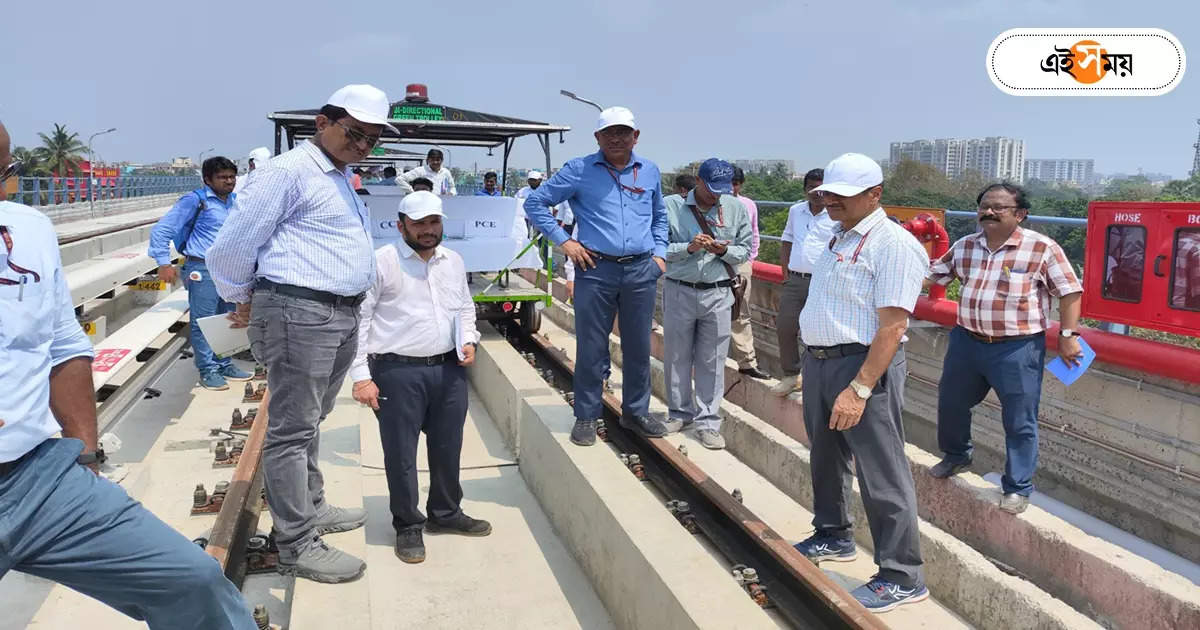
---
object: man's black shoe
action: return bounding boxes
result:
[738,366,770,379]
[619,414,668,438]
[395,528,425,564]
[570,419,598,446]
[930,457,972,479]
[425,513,492,537]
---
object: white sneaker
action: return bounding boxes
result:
[695,428,726,450]
[770,374,801,397]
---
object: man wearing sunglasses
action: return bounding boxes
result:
[793,153,930,613]
[208,84,397,585]
[523,106,670,446]
[0,122,257,628]
[928,183,1083,515]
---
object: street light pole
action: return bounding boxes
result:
[198,147,215,167]
[559,89,604,112]
[87,127,117,217]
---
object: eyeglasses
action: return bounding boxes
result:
[335,120,382,149]
[0,225,42,299]
[977,204,1020,214]
[0,160,22,184]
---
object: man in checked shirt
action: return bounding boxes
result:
[928,182,1084,515]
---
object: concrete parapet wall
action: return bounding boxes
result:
[469,331,774,630]
[527,272,1200,630]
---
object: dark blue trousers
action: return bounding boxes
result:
[572,255,661,421]
[937,326,1047,496]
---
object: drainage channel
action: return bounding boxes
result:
[493,320,887,630]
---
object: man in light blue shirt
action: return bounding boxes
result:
[524,106,669,445]
[662,159,752,450]
[148,156,253,390]
[0,122,255,630]
[207,84,397,584]
[474,171,501,196]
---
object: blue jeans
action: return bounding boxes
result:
[183,259,234,375]
[572,255,661,421]
[0,439,255,629]
[937,326,1047,496]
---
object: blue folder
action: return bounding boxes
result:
[1045,336,1096,386]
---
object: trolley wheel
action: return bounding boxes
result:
[519,302,542,334]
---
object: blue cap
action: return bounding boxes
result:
[697,158,735,195]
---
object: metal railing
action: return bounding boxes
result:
[8,176,201,208]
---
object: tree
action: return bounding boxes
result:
[35,123,87,177]
[1155,175,1200,201]
[10,146,50,176]
[1099,175,1159,201]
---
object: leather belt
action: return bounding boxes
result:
[186,256,206,263]
[808,343,870,360]
[667,277,733,290]
[962,328,1044,344]
[0,451,30,476]
[255,278,365,308]
[788,270,812,279]
[370,351,457,365]
[588,250,650,264]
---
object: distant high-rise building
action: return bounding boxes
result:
[1024,158,1095,185]
[889,136,1025,183]
[732,159,795,177]
[1191,118,1200,178]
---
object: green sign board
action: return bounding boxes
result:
[370,147,386,156]
[391,104,445,121]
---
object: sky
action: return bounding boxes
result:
[3,0,1198,178]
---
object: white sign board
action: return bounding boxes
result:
[364,189,543,271]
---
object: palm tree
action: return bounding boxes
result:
[35,123,87,177]
[11,146,51,177]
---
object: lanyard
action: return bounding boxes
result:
[829,227,875,264]
[604,163,645,195]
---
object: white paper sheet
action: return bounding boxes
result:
[196,313,251,359]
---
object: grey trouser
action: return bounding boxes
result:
[777,272,812,376]
[801,346,923,587]
[728,261,758,369]
[248,290,360,560]
[663,279,733,432]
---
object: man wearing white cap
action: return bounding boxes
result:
[349,191,489,565]
[791,153,930,612]
[234,146,271,194]
[524,106,670,445]
[208,84,398,584]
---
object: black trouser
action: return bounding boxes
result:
[802,347,923,587]
[370,357,469,531]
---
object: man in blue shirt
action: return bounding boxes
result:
[475,171,501,196]
[0,121,256,629]
[148,156,253,390]
[524,106,669,445]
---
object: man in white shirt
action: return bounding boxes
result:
[772,168,836,396]
[396,149,457,196]
[234,147,271,194]
[350,191,490,565]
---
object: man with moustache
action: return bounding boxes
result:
[350,191,489,564]
[792,153,929,613]
[524,106,669,446]
[928,183,1083,515]
[208,84,395,584]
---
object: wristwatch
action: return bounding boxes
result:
[77,448,107,466]
[1060,329,1076,338]
[849,379,872,400]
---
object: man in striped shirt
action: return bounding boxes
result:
[928,183,1083,515]
[209,84,396,584]
[793,153,930,613]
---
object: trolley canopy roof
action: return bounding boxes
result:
[269,98,571,149]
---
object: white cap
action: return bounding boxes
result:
[399,190,445,221]
[325,84,398,133]
[247,147,271,165]
[527,170,544,181]
[595,106,637,132]
[812,153,884,197]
